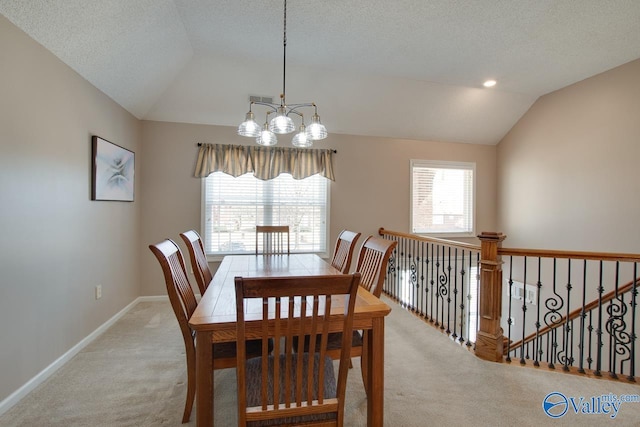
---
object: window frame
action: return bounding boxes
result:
[409,159,476,238]
[201,173,331,261]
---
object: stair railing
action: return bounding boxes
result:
[379,228,639,383]
[378,228,482,348]
[500,247,639,382]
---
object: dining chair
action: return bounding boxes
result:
[346,236,397,387]
[302,236,397,385]
[179,229,211,296]
[255,225,290,255]
[149,239,268,423]
[234,272,361,427]
[330,230,361,273]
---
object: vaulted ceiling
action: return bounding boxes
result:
[2,0,639,145]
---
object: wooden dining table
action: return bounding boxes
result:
[188,253,391,426]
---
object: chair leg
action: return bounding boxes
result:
[182,347,196,423]
[349,359,353,369]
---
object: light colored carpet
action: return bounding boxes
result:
[1,298,639,426]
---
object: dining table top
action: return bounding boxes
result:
[189,253,392,333]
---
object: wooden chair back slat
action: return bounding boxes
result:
[256,225,290,255]
[235,273,361,426]
[330,230,361,273]
[179,229,212,295]
[285,296,294,406]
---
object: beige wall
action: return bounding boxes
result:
[140,121,497,295]
[497,58,640,252]
[0,16,141,402]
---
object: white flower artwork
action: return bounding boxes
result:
[92,136,135,201]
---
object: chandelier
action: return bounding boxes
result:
[237,0,327,147]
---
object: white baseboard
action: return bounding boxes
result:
[138,295,170,302]
[0,295,168,417]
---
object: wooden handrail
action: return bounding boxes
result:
[378,228,481,252]
[506,278,639,353]
[500,247,640,263]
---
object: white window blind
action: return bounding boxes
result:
[410,160,475,236]
[202,172,328,255]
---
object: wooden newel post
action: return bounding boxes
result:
[475,232,507,362]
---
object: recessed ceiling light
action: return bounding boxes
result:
[483,80,497,88]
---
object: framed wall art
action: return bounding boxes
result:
[91,136,135,201]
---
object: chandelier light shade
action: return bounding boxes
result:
[291,124,312,147]
[305,113,327,140]
[237,0,327,147]
[269,106,295,134]
[237,111,261,137]
[256,123,277,146]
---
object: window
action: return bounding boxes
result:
[202,172,329,256]
[410,160,475,237]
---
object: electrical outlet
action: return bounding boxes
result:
[95,285,102,300]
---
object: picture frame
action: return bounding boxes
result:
[91,136,135,201]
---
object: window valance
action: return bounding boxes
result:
[194,144,335,181]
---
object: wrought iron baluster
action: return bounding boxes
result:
[408,238,413,308]
[382,235,387,294]
[424,242,430,320]
[452,248,458,340]
[389,239,401,302]
[411,240,420,313]
[409,239,417,311]
[404,237,410,308]
[400,237,407,307]
[520,256,528,364]
[587,310,594,370]
[629,263,637,381]
[569,318,575,369]
[544,333,551,366]
[473,252,480,348]
[416,242,424,317]
[465,250,474,347]
[458,250,466,344]
[445,246,452,334]
[534,257,542,367]
[434,245,440,327]
[562,259,572,371]
[382,234,389,295]
[430,243,435,324]
[506,256,513,362]
[546,258,562,370]
[549,328,556,369]
[392,236,399,301]
[578,260,587,374]
[595,260,604,377]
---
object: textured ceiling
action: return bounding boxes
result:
[1,0,639,145]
